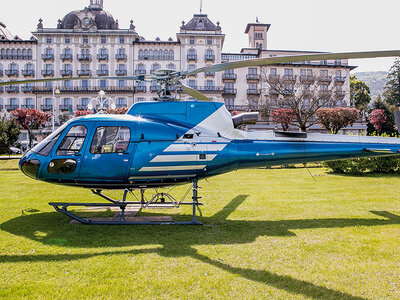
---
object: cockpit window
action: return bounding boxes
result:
[31,122,69,156]
[90,126,130,154]
[57,125,87,156]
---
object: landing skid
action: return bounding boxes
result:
[49,179,203,225]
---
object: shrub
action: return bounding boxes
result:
[324,156,400,175]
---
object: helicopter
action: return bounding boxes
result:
[2,50,400,225]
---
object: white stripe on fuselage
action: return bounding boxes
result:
[139,165,207,172]
[151,154,217,162]
[164,143,227,152]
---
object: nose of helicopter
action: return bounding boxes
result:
[19,151,42,180]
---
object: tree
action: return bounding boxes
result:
[383,59,400,107]
[106,107,129,114]
[11,109,51,149]
[366,96,397,136]
[316,107,360,134]
[74,110,94,117]
[269,108,295,131]
[58,113,70,125]
[350,75,371,111]
[262,70,336,132]
[368,109,387,134]
[0,117,20,154]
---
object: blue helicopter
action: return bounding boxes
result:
[2,50,400,225]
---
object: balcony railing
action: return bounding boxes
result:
[187,55,198,61]
[222,73,237,80]
[61,70,73,77]
[246,74,260,80]
[22,86,34,93]
[222,88,237,95]
[204,55,215,61]
[6,86,19,93]
[41,54,54,61]
[5,105,19,111]
[116,54,127,60]
[0,55,32,60]
[76,105,88,110]
[77,54,92,61]
[205,72,216,77]
[225,105,254,111]
[268,75,280,82]
[134,86,146,93]
[335,91,346,99]
[115,70,127,76]
[60,105,73,111]
[5,70,19,77]
[41,105,53,111]
[77,70,92,76]
[41,70,54,76]
[197,86,223,93]
[318,75,332,83]
[247,89,261,95]
[299,75,315,83]
[135,70,146,75]
[22,70,35,77]
[21,105,35,109]
[269,89,280,95]
[97,70,109,76]
[60,54,73,61]
[335,76,346,84]
[97,54,109,61]
[150,85,161,92]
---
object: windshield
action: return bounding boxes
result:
[31,122,70,156]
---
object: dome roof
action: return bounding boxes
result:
[60,7,117,30]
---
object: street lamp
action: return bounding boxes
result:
[52,86,60,131]
[88,90,116,113]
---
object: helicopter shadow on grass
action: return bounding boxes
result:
[1,195,399,300]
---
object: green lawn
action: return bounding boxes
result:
[1,160,400,299]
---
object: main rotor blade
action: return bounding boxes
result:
[0,75,147,87]
[181,85,211,101]
[184,50,400,76]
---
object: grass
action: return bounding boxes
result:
[1,160,400,299]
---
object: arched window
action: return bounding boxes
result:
[169,50,174,60]
[144,49,149,58]
[138,49,143,59]
[164,50,169,60]
[151,63,161,74]
[167,63,175,70]
[159,50,164,60]
[9,63,18,71]
[22,49,27,58]
[11,49,16,58]
[149,50,153,60]
[0,49,5,58]
[188,49,196,56]
[17,49,21,58]
[6,49,10,57]
[118,48,125,55]
[27,49,32,58]
[154,50,159,60]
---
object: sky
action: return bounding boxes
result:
[2,0,400,73]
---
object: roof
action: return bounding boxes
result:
[60,7,117,30]
[180,14,221,31]
[0,22,14,40]
[245,23,271,33]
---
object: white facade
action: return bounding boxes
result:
[0,1,354,126]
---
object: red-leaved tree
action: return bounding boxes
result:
[11,109,51,149]
[316,107,360,134]
[270,108,295,131]
[369,109,387,133]
[106,107,129,114]
[74,110,94,117]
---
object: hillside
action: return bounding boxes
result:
[352,71,388,99]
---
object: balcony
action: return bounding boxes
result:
[6,86,19,93]
[318,75,332,83]
[225,105,253,111]
[197,86,223,93]
[77,70,92,76]
[115,70,127,76]
[335,91,346,99]
[41,54,54,61]
[116,54,127,61]
[22,86,34,93]
[5,105,19,111]
[0,55,32,60]
[282,75,297,82]
[283,89,294,96]
[77,54,92,61]
[134,86,146,93]
[0,70,3,76]
[204,55,215,62]
[97,54,109,61]
[269,89,279,95]
[60,54,73,61]
[205,72,216,77]
[222,88,237,95]
[77,105,88,110]
[135,70,146,75]
[268,75,280,82]
[246,74,260,81]
[299,75,316,83]
[41,105,53,111]
[335,76,346,84]
[60,105,73,111]
[61,70,73,77]
[150,85,161,92]
[222,73,237,80]
[41,70,54,77]
[247,89,261,95]
[5,70,19,77]
[21,105,35,109]
[318,90,332,98]
[97,70,109,76]
[22,70,35,77]
[187,55,197,61]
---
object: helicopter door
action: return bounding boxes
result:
[42,124,90,182]
[78,124,133,182]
